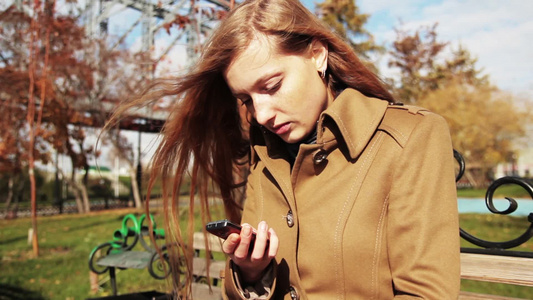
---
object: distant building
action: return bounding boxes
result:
[517,148,533,178]
[495,147,533,178]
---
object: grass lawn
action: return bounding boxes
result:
[1,207,532,299]
[0,209,173,300]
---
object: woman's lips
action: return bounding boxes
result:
[272,123,290,135]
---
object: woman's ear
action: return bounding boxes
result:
[311,39,328,73]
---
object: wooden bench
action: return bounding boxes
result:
[454,151,533,299]
[192,232,533,299]
[459,252,533,299]
[193,233,533,299]
[190,232,226,300]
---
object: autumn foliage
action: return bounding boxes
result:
[0,1,152,217]
[388,24,530,187]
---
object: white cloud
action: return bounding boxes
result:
[360,0,533,95]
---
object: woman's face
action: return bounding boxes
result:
[224,34,330,144]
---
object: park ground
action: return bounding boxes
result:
[1,195,533,299]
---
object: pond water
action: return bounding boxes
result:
[458,198,533,216]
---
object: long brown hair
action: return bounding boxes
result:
[108,0,393,296]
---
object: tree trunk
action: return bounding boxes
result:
[81,184,91,212]
[10,194,21,219]
[82,167,91,212]
[7,179,25,219]
[464,170,478,189]
[73,191,85,213]
[129,167,142,208]
[5,176,14,210]
[69,171,85,213]
[29,167,39,256]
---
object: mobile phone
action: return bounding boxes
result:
[206,220,256,241]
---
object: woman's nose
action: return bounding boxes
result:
[252,96,276,126]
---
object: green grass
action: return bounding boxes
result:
[0,209,173,300]
[1,209,532,299]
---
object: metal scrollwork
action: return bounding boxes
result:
[454,150,533,257]
[148,245,171,279]
[454,149,465,183]
[485,177,533,215]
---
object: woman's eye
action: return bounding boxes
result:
[265,80,281,94]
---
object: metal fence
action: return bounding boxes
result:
[0,199,130,219]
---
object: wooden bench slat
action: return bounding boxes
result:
[193,232,224,252]
[192,283,222,300]
[460,253,533,287]
[96,251,153,269]
[459,291,527,300]
[192,257,226,278]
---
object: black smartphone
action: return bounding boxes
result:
[206,220,271,253]
[206,220,255,241]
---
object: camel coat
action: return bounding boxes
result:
[223,88,460,299]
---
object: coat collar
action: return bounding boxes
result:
[318,88,389,160]
[249,88,390,163]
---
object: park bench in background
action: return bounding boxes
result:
[88,213,171,298]
[455,151,533,299]
[88,214,225,299]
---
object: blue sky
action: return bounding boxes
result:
[302,0,533,98]
[2,0,531,97]
[85,0,532,98]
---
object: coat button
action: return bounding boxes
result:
[289,286,299,300]
[286,210,294,228]
[313,150,327,164]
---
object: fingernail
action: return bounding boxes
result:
[259,221,267,232]
[242,225,251,236]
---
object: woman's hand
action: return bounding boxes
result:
[222,221,279,282]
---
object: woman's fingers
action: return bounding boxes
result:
[223,221,278,263]
[251,221,269,261]
[221,221,278,282]
[267,227,279,258]
[234,223,253,260]
[222,233,240,255]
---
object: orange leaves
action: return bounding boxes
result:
[163,15,191,34]
[0,3,100,173]
[418,82,528,170]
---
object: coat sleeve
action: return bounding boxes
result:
[222,166,278,300]
[387,112,461,298]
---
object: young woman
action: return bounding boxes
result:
[115,0,460,298]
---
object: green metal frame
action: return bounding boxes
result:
[88,214,170,295]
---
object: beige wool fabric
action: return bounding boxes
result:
[224,88,460,299]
